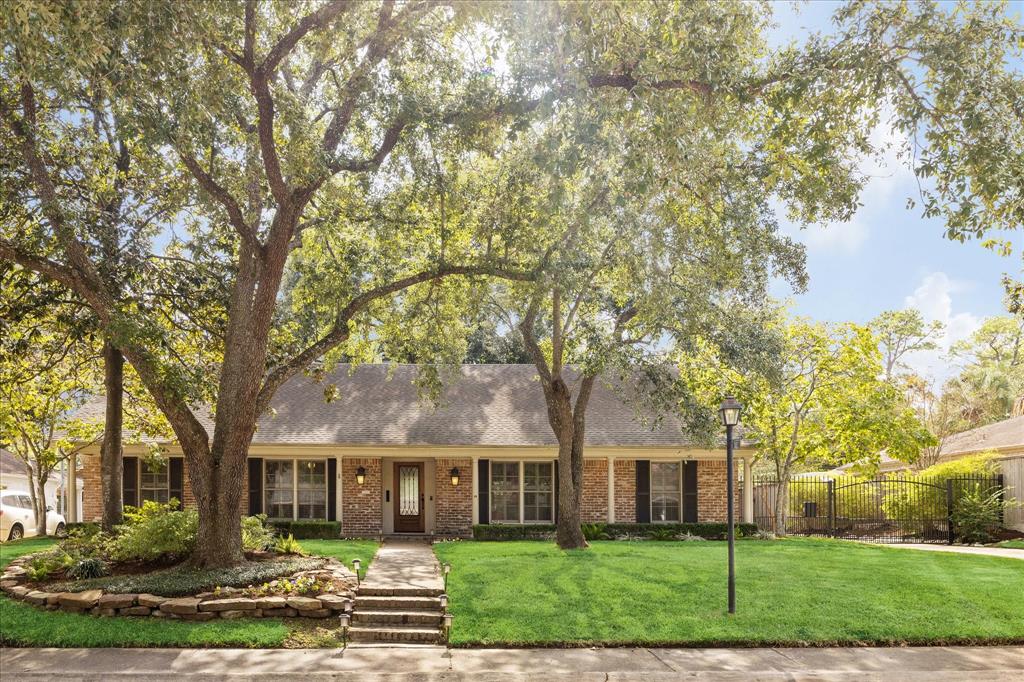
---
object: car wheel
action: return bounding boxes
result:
[55,522,67,538]
[8,524,23,542]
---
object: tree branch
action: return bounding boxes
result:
[178,152,261,250]
[261,0,353,74]
[256,263,535,412]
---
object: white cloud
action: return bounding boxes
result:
[902,272,982,382]
[779,110,914,256]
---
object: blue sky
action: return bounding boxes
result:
[767,1,1023,382]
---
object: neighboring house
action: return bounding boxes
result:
[75,364,752,536]
[0,448,83,515]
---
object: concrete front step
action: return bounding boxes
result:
[353,609,442,626]
[355,595,442,610]
[347,624,443,644]
[358,585,444,598]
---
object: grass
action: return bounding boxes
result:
[434,537,1024,647]
[0,537,379,648]
[994,540,1024,549]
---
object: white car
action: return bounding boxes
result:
[0,491,67,541]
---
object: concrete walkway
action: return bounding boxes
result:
[887,543,1024,561]
[358,539,444,593]
[3,646,1024,680]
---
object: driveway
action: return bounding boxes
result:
[3,646,1024,681]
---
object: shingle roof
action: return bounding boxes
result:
[80,364,701,448]
[0,448,24,476]
[941,415,1024,456]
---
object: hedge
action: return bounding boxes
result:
[269,520,341,539]
[472,522,758,541]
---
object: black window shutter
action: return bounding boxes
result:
[169,457,184,505]
[552,460,559,523]
[683,460,699,522]
[248,458,263,516]
[122,457,138,509]
[635,460,651,523]
[478,459,489,524]
[327,458,337,521]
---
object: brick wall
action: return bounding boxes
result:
[341,457,382,536]
[613,459,637,522]
[434,458,473,536]
[80,453,247,521]
[581,458,608,522]
[696,459,741,522]
[80,453,102,522]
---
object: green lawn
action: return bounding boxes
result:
[0,537,378,648]
[434,538,1024,647]
[995,540,1024,549]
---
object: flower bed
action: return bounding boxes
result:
[1,554,356,621]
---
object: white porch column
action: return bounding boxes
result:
[337,455,343,529]
[471,455,479,525]
[742,456,753,523]
[67,453,79,523]
[607,456,615,523]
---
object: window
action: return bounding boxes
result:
[140,460,170,504]
[264,460,294,520]
[297,460,327,520]
[490,461,555,524]
[490,462,520,523]
[264,459,328,521]
[523,462,554,522]
[651,461,682,522]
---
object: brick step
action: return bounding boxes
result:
[353,610,442,626]
[347,624,443,644]
[354,595,441,610]
[357,585,444,598]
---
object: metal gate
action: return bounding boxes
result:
[752,474,1004,543]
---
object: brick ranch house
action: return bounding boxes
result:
[75,364,754,536]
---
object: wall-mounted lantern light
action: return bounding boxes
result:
[450,467,460,486]
[355,466,366,486]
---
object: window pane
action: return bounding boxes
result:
[265,460,295,519]
[523,462,553,522]
[490,462,520,522]
[294,460,326,520]
[140,461,169,504]
[651,462,681,523]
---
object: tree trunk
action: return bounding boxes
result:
[773,478,789,537]
[100,341,124,531]
[549,378,588,550]
[185,438,248,567]
[34,473,48,536]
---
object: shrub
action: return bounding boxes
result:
[881,453,1003,527]
[68,557,108,580]
[242,515,277,551]
[649,527,677,541]
[472,525,556,541]
[269,520,341,539]
[581,523,610,541]
[472,523,757,541]
[953,486,1011,544]
[274,533,306,556]
[107,500,198,562]
[25,550,74,581]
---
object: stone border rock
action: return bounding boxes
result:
[1,555,356,621]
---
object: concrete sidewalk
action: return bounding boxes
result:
[890,543,1024,560]
[3,645,1024,681]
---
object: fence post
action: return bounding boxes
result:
[827,480,835,538]
[946,479,955,545]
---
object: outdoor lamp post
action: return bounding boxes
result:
[719,395,742,615]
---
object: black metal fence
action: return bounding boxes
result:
[751,473,1005,543]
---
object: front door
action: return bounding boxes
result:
[393,462,425,533]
